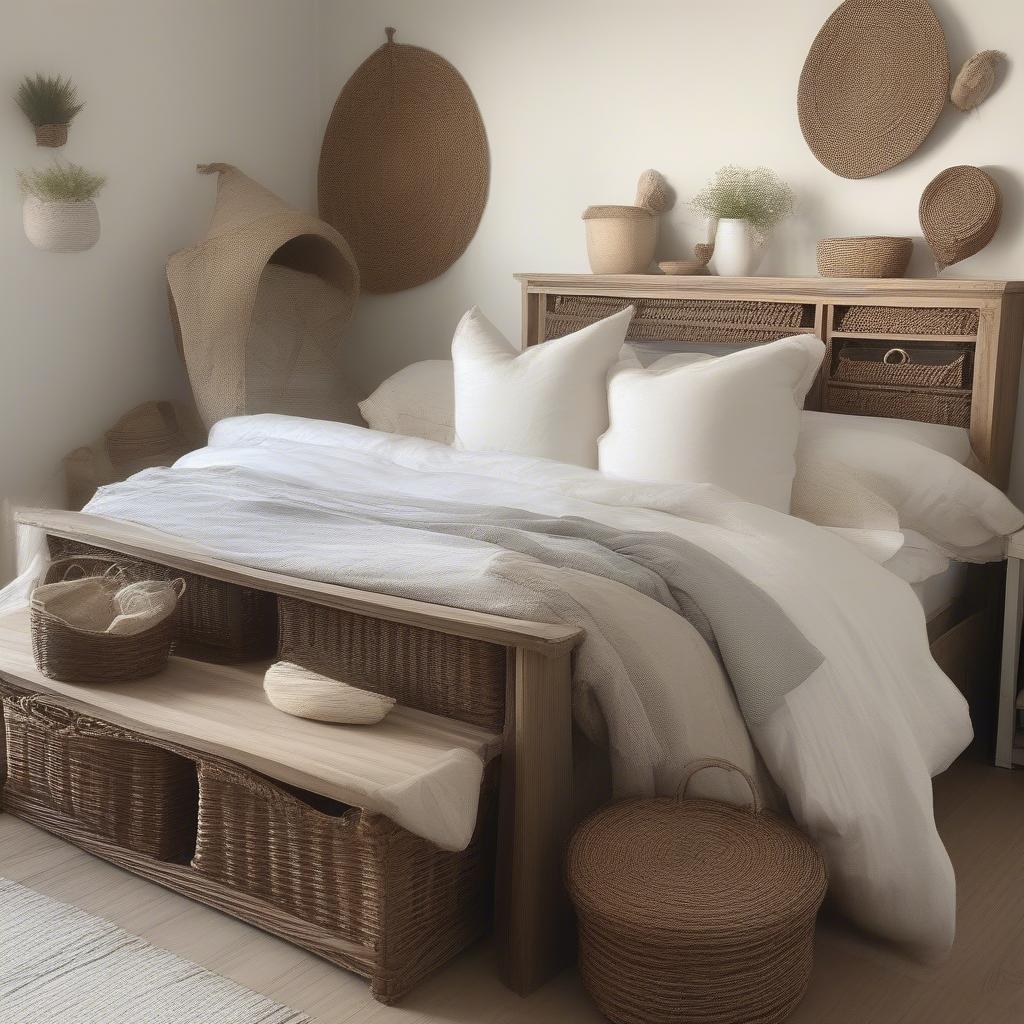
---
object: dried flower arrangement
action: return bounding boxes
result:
[15,73,85,147]
[18,163,106,203]
[691,166,794,240]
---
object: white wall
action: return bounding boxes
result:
[317,0,1024,501]
[0,0,321,577]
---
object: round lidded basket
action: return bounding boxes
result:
[566,758,827,1024]
[816,236,913,278]
[919,165,1001,271]
[31,555,185,685]
[582,205,657,275]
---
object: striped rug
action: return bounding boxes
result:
[0,877,314,1023]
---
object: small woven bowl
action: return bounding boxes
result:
[658,259,705,276]
[816,236,912,278]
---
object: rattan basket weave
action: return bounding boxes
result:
[1,688,198,860]
[567,759,827,1024]
[31,556,183,685]
[920,165,1002,271]
[834,351,968,389]
[837,305,979,335]
[816,236,912,278]
[34,122,68,147]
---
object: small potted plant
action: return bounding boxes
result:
[18,163,106,252]
[691,166,794,277]
[15,73,85,148]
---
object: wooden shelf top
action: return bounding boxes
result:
[0,611,501,807]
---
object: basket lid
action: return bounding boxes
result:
[567,796,827,937]
[582,204,653,221]
[798,0,948,179]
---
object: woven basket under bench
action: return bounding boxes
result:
[0,681,499,1003]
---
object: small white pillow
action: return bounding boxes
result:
[801,410,972,464]
[599,336,825,511]
[359,360,455,444]
[452,305,633,466]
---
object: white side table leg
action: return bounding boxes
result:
[996,557,1023,768]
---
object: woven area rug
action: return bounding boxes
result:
[0,878,313,1023]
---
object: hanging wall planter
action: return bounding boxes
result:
[15,74,84,149]
[18,163,106,253]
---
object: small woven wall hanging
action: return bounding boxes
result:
[798,0,949,179]
[951,50,1006,112]
[318,28,490,294]
[919,165,1001,271]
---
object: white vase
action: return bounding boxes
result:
[708,217,766,277]
[23,197,100,252]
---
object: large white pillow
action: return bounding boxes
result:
[598,336,825,511]
[452,305,633,466]
[359,359,455,444]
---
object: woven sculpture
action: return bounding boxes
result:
[798,0,949,178]
[919,165,1001,271]
[318,28,489,294]
[951,50,1006,111]
[816,236,913,278]
[167,163,360,429]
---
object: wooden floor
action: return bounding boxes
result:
[1,755,1022,1023]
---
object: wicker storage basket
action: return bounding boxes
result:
[47,538,277,663]
[277,596,507,730]
[816,236,912,278]
[582,206,657,275]
[191,758,499,1003]
[566,759,827,1024]
[833,350,969,389]
[34,122,68,147]
[837,304,979,335]
[825,381,971,427]
[0,688,198,861]
[31,555,183,685]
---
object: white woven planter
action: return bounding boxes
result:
[23,197,100,253]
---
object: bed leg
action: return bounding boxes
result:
[494,647,575,995]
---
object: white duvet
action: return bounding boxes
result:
[98,416,973,956]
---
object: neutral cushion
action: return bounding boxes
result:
[599,336,825,511]
[359,359,455,444]
[452,305,633,466]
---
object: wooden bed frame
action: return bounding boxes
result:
[0,274,1022,1001]
[518,274,1024,737]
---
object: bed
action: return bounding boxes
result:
[1,274,1022,999]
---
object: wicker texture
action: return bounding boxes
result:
[816,236,912,278]
[277,597,506,731]
[545,294,813,345]
[318,28,489,294]
[567,760,827,1024]
[47,538,277,663]
[951,50,1005,111]
[34,122,68,147]
[105,401,196,477]
[837,305,979,335]
[825,381,971,427]
[31,555,180,685]
[1,689,198,861]
[168,163,359,429]
[833,351,968,389]
[192,758,498,1003]
[920,165,1002,271]
[798,0,948,179]
[582,206,657,275]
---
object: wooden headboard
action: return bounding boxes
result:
[516,274,1024,490]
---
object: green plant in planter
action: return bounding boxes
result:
[691,165,794,240]
[15,74,84,146]
[18,163,106,204]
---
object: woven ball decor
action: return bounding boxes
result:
[798,0,949,179]
[318,28,490,294]
[567,759,827,1024]
[919,165,1001,271]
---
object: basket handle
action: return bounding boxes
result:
[883,347,910,365]
[170,578,187,601]
[676,757,762,814]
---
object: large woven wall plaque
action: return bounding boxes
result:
[318,28,490,294]
[798,0,949,179]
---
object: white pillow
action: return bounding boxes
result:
[359,360,455,444]
[801,410,972,464]
[598,336,825,511]
[452,305,633,467]
[792,427,1024,560]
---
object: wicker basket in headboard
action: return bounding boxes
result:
[515,274,1024,490]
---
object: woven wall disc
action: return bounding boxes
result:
[318,28,490,294]
[919,165,1001,271]
[798,0,949,179]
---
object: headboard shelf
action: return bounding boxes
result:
[516,274,1024,490]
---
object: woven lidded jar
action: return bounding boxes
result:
[566,759,827,1024]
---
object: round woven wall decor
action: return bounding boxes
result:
[798,0,949,179]
[919,165,1001,271]
[318,28,490,294]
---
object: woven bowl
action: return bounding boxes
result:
[658,259,704,276]
[816,236,912,278]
